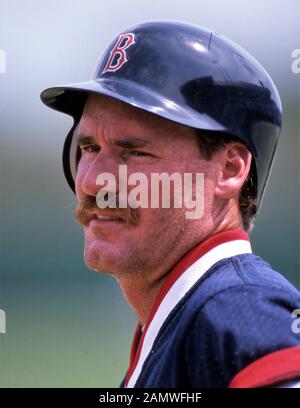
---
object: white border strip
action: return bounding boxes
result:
[127,239,252,387]
[0,48,6,74]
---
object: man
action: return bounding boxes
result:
[41,21,300,388]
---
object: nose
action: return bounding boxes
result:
[75,150,119,198]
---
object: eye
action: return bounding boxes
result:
[130,150,152,157]
[81,145,100,153]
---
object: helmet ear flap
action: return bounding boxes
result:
[63,121,80,193]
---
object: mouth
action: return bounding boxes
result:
[76,204,138,228]
[94,214,123,222]
[86,212,126,228]
[87,214,125,234]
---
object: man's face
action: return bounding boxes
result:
[75,94,216,284]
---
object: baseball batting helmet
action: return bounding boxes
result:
[41,20,282,210]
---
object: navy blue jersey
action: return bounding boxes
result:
[120,229,300,388]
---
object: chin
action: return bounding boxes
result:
[83,238,123,276]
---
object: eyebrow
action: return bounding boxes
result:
[76,134,96,147]
[76,133,153,149]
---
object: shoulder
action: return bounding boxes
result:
[184,253,300,312]
[193,252,299,297]
[182,253,300,387]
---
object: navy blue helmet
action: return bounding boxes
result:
[41,21,282,209]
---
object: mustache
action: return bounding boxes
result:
[75,194,139,227]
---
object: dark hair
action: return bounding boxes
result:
[195,130,257,231]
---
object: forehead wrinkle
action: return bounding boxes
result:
[74,121,156,150]
[84,92,193,138]
[80,95,198,150]
[77,109,164,148]
[84,93,177,133]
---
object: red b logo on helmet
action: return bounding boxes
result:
[102,33,135,74]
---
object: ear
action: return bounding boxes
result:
[214,142,252,200]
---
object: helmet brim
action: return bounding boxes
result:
[41,78,226,131]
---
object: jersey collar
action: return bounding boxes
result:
[125,228,251,387]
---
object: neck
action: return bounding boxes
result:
[116,222,245,326]
[117,278,165,326]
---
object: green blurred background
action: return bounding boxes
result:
[0,0,299,387]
